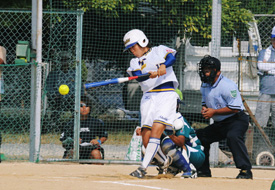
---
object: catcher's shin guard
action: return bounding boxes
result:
[161,137,176,155]
[170,149,191,172]
[161,137,190,172]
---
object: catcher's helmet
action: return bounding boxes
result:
[198,55,221,84]
[123,29,149,51]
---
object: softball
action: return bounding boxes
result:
[59,84,69,95]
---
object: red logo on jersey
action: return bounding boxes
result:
[166,49,173,53]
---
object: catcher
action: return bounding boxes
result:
[60,96,108,160]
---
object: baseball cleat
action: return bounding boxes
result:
[236,169,253,179]
[197,169,212,177]
[130,166,147,178]
[181,170,197,178]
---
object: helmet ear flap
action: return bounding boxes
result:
[123,29,149,51]
[138,36,149,48]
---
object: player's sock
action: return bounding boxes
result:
[171,149,191,172]
[144,144,168,166]
[141,138,160,169]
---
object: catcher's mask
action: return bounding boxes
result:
[198,55,221,84]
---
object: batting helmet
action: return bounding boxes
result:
[198,55,221,84]
[123,29,149,51]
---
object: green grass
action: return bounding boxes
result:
[1,132,133,146]
[2,133,62,145]
[106,132,133,145]
[1,122,206,146]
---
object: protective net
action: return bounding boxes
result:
[0,1,275,168]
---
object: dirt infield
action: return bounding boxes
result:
[0,162,274,190]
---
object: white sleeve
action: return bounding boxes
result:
[268,70,275,75]
[126,59,141,76]
[258,47,275,74]
[126,67,134,76]
[257,62,275,72]
[157,45,177,58]
[263,47,272,62]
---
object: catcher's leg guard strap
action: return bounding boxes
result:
[170,149,191,172]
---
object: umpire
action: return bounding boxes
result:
[196,55,252,179]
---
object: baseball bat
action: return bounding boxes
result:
[241,95,275,152]
[85,73,150,89]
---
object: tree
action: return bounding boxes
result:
[3,0,275,46]
[0,0,32,9]
[57,0,256,46]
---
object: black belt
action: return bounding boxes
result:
[215,110,244,123]
[263,72,274,76]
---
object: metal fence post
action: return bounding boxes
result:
[209,0,222,167]
[30,0,43,162]
[73,11,83,160]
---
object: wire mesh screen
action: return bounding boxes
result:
[47,1,275,166]
[255,15,275,49]
[0,10,33,160]
[0,10,82,160]
[0,64,32,160]
[39,10,82,160]
[0,0,275,168]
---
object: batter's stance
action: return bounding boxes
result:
[124,29,179,178]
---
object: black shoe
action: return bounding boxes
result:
[197,170,212,177]
[236,169,253,179]
[156,166,164,174]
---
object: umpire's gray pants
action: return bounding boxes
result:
[255,93,275,128]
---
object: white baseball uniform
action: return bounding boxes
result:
[127,45,179,130]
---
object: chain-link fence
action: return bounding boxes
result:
[0,10,83,160]
[255,15,275,49]
[0,1,275,168]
